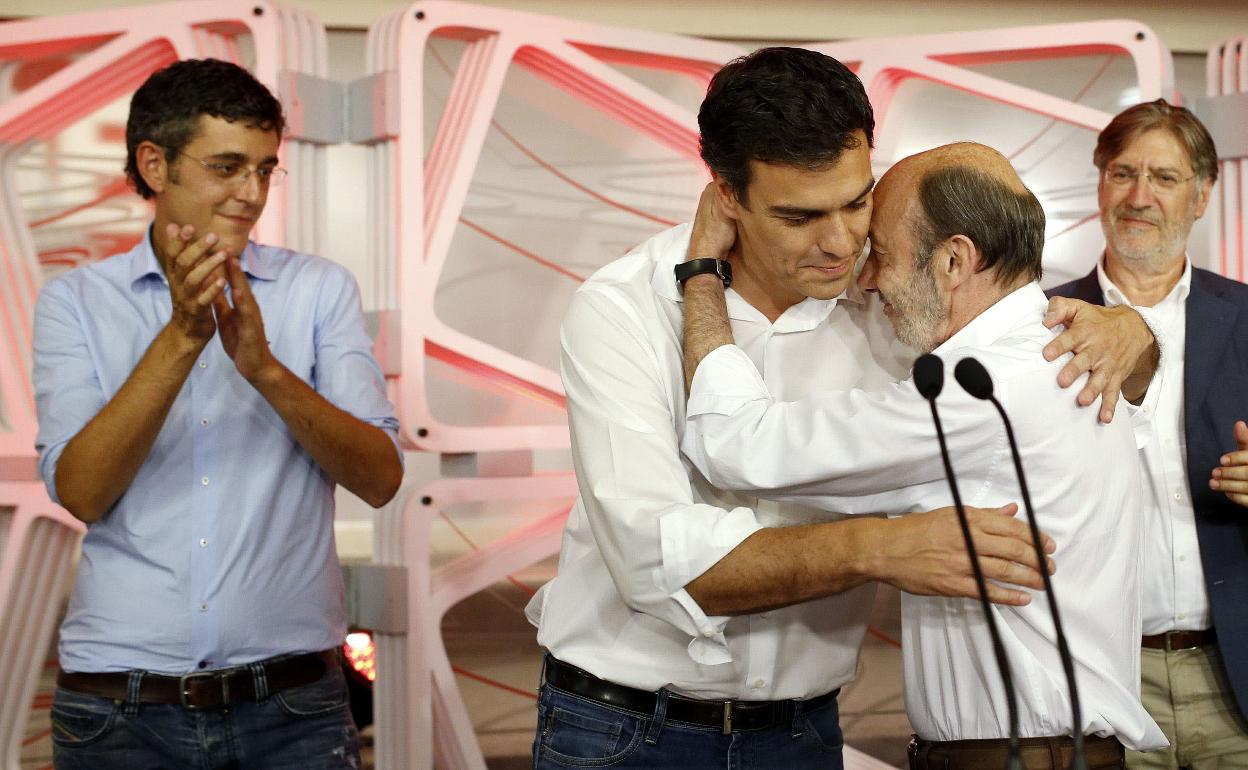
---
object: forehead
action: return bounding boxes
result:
[869,170,918,240]
[1108,128,1191,169]
[183,114,280,158]
[744,140,872,207]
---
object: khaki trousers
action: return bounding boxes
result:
[1128,644,1248,769]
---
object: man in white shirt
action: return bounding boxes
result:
[679,142,1167,768]
[528,48,1153,770]
[1047,100,1248,769]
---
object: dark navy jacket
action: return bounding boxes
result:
[1047,267,1248,718]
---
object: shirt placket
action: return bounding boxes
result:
[1161,343,1203,629]
[736,326,781,699]
[189,348,220,669]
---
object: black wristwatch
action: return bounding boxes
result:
[674,258,732,291]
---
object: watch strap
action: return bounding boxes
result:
[674,258,732,290]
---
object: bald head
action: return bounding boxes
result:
[888,142,1028,191]
[878,142,1045,286]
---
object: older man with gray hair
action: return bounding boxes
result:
[1048,99,1248,769]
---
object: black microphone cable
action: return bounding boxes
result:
[913,353,1023,770]
[954,356,1087,770]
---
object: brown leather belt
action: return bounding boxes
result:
[908,734,1124,770]
[544,655,838,734]
[1141,628,1216,651]
[57,648,338,710]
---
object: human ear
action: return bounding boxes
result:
[941,234,979,290]
[713,177,744,222]
[136,141,169,195]
[1193,177,1214,220]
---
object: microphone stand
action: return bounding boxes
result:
[954,357,1088,770]
[913,354,1023,770]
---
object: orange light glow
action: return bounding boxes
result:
[344,632,377,683]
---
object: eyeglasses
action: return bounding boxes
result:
[178,152,288,186]
[1102,166,1195,194]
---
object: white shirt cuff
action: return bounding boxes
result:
[687,344,770,417]
[657,496,763,667]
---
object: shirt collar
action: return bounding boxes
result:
[240,240,276,281]
[129,227,167,286]
[935,282,1048,354]
[1095,253,1190,309]
[650,222,863,330]
[129,226,274,288]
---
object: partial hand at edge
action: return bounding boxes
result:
[1042,296,1158,424]
[1211,419,1248,508]
[872,503,1056,607]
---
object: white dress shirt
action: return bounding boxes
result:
[682,283,1166,749]
[1097,258,1211,634]
[525,223,913,700]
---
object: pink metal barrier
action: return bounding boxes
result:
[1207,37,1247,281]
[0,488,80,770]
[372,473,576,770]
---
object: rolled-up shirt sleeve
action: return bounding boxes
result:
[310,263,402,457]
[33,279,106,505]
[560,289,762,663]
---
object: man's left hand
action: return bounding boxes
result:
[1211,420,1248,508]
[1042,296,1158,423]
[213,256,282,385]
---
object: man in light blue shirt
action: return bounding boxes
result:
[32,59,402,769]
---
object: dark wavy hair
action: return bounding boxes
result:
[125,59,285,199]
[698,47,875,206]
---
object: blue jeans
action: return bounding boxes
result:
[532,683,844,769]
[51,660,360,769]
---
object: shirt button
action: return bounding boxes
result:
[199,604,208,612]
[199,538,208,548]
[752,679,766,689]
[1179,555,1187,562]
[201,477,209,486]
[1174,492,1182,501]
[199,361,207,369]
[201,419,209,427]
[198,660,209,669]
[1179,613,1186,620]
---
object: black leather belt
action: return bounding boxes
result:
[57,648,339,710]
[908,734,1125,770]
[543,655,838,735]
[1141,628,1216,651]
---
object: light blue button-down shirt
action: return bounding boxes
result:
[33,231,400,675]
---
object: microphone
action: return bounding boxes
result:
[913,354,1022,770]
[954,356,1087,770]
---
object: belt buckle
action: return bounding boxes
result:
[179,671,225,709]
[721,700,733,735]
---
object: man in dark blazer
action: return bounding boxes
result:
[1048,99,1248,769]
